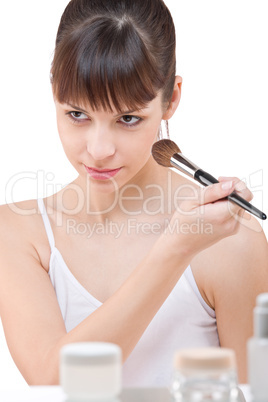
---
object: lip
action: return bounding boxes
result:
[84,165,122,180]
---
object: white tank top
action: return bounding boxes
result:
[37,198,219,387]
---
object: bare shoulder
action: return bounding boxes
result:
[0,199,46,269]
[216,214,268,299]
[0,199,38,239]
[213,214,267,280]
[191,213,268,308]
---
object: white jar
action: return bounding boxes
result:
[60,342,122,401]
[171,347,239,401]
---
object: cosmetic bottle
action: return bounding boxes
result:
[60,342,122,401]
[248,293,268,401]
[171,347,239,401]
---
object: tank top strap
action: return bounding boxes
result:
[37,198,55,250]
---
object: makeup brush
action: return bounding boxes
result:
[151,139,267,221]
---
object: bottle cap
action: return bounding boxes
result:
[254,293,268,338]
[257,293,268,308]
[174,347,236,371]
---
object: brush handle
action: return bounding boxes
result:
[194,169,267,220]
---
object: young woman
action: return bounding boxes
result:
[0,0,268,388]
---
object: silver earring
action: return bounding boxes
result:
[164,120,170,139]
[158,120,170,140]
[159,120,169,139]
[158,125,162,140]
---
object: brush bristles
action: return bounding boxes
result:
[151,139,181,167]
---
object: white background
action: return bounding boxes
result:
[0,0,267,390]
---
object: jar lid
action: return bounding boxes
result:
[61,342,122,366]
[174,347,236,370]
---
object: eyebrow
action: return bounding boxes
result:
[64,102,148,117]
[64,103,88,114]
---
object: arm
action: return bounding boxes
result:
[0,204,192,385]
[195,212,268,383]
[215,215,268,383]
[0,181,250,385]
[191,177,268,382]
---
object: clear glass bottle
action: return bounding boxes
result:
[171,347,239,401]
[248,293,268,401]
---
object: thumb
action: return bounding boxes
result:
[200,180,235,206]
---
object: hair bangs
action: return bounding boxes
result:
[51,16,166,113]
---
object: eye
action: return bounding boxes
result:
[119,115,141,127]
[66,111,89,124]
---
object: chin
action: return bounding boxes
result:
[86,175,125,196]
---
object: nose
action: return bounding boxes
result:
[87,124,116,161]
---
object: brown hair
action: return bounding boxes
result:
[50,0,176,113]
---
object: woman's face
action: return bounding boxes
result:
[54,93,166,193]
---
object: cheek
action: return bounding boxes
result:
[57,120,82,154]
[132,121,159,155]
[57,119,68,144]
[56,116,67,139]
[120,124,159,171]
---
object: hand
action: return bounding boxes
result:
[165,176,254,258]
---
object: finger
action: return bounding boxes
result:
[197,196,242,224]
[226,197,245,217]
[227,205,250,227]
[218,176,239,182]
[199,180,235,206]
[234,187,254,202]
[236,206,251,222]
[218,176,253,202]
[218,176,245,189]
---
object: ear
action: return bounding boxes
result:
[162,75,182,120]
